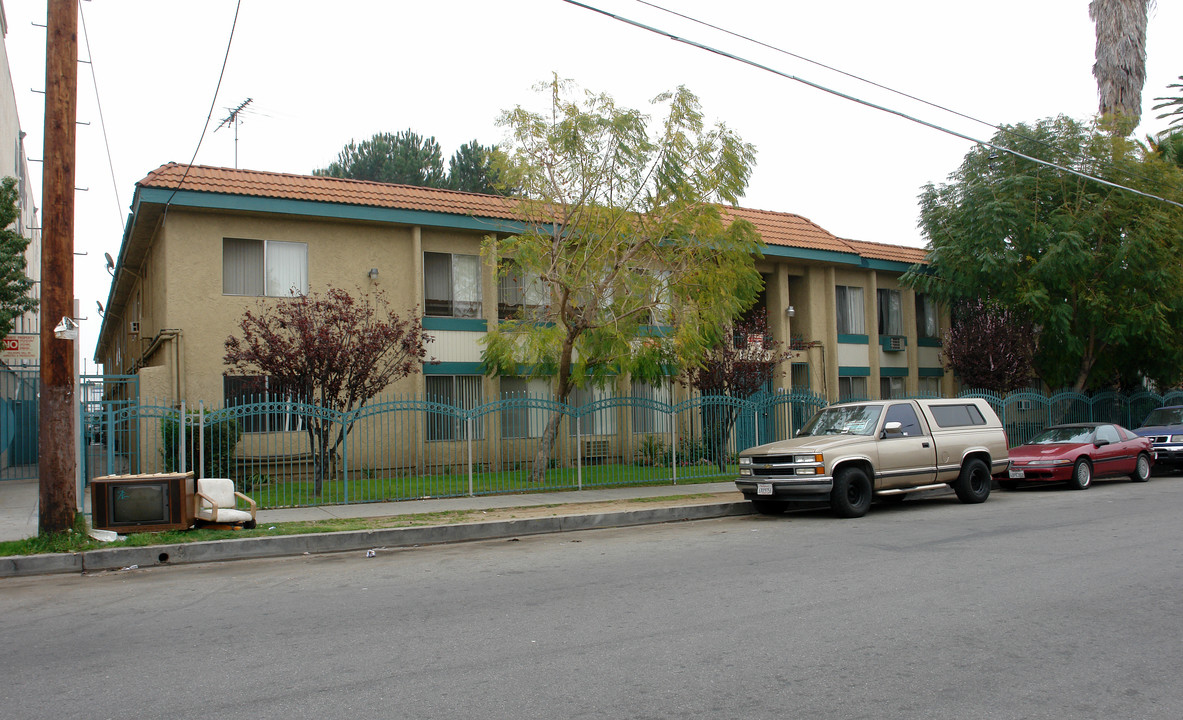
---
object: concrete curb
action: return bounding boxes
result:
[0,501,754,578]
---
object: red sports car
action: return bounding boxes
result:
[1001,422,1153,490]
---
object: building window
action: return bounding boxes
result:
[835,286,865,335]
[880,376,904,399]
[918,376,941,397]
[425,375,483,441]
[568,385,617,437]
[838,376,867,402]
[877,289,903,336]
[790,363,810,390]
[500,377,549,438]
[916,294,940,339]
[498,263,548,320]
[425,252,481,318]
[224,376,307,433]
[630,379,672,434]
[223,238,308,297]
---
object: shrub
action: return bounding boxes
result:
[161,409,242,479]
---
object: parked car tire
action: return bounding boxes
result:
[830,466,872,518]
[1130,453,1152,482]
[953,458,991,503]
[751,500,787,515]
[1067,458,1092,490]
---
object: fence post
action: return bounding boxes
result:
[576,414,583,491]
[198,401,205,479]
[105,403,114,476]
[671,411,677,486]
[179,399,186,474]
[466,416,474,497]
[343,413,350,504]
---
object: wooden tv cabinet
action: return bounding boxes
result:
[90,472,195,533]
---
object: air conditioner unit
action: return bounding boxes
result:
[128,321,140,335]
[888,336,905,351]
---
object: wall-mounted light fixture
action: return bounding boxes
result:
[786,305,796,318]
[368,268,379,280]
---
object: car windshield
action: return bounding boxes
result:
[1028,426,1094,444]
[1140,407,1183,427]
[799,405,883,437]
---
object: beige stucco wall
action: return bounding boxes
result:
[105,203,956,412]
[151,209,431,405]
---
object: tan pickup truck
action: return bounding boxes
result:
[736,398,1010,518]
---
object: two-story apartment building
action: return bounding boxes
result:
[94,163,948,412]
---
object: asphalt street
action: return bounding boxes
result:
[3,478,1181,719]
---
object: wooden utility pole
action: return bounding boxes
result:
[39,0,78,534]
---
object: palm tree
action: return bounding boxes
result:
[1152,75,1183,133]
[1089,0,1153,126]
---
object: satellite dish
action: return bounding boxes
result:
[96,300,104,315]
[104,252,114,274]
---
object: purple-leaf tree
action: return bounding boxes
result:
[224,286,431,495]
[682,308,794,471]
[941,297,1037,393]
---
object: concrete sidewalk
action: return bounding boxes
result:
[0,478,752,577]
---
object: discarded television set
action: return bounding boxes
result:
[90,472,195,533]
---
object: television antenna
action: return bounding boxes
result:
[216,97,253,168]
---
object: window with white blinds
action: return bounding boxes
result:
[223,238,308,297]
[835,286,865,335]
[425,252,482,318]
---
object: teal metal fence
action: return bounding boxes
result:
[9,377,1183,505]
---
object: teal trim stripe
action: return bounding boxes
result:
[422,317,487,332]
[837,334,869,344]
[880,367,909,377]
[919,367,945,377]
[423,362,485,375]
[917,337,942,347]
[838,366,870,377]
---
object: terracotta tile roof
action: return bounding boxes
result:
[723,205,853,255]
[139,162,520,220]
[840,237,928,265]
[139,163,925,265]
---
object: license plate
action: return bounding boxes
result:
[757,483,773,496]
[1008,468,1025,479]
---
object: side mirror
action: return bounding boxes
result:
[881,421,903,438]
[1094,439,1110,447]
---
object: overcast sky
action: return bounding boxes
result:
[4,0,1183,366]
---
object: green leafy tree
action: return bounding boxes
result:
[0,177,37,339]
[903,116,1183,391]
[483,77,764,482]
[446,140,506,194]
[315,129,447,187]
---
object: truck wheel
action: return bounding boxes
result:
[750,500,787,515]
[831,467,872,518]
[953,458,991,503]
[1067,458,1092,490]
[1130,453,1151,482]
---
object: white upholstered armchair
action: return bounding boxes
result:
[194,478,257,529]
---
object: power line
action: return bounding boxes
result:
[637,0,1170,199]
[78,2,123,232]
[564,1,1183,211]
[163,0,243,210]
